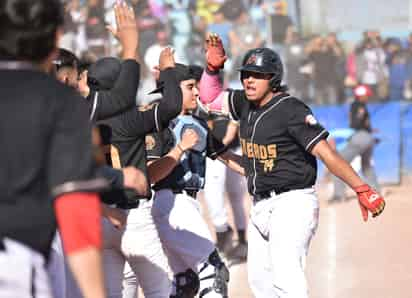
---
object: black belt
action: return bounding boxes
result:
[172,189,198,199]
[115,200,140,209]
[253,187,293,203]
[0,238,4,251]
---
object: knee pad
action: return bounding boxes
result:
[171,269,200,298]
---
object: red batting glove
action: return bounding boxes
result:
[354,184,385,222]
[205,33,227,72]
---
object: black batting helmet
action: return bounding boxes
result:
[238,48,284,90]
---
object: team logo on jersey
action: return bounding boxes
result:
[145,135,156,150]
[305,114,318,126]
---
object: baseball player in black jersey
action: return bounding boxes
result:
[0,1,108,297]
[200,35,386,298]
[145,61,245,298]
[93,47,188,297]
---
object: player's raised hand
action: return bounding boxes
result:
[159,47,175,71]
[180,129,199,151]
[205,33,227,72]
[107,0,139,60]
[354,184,385,221]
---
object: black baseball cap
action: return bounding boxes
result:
[87,57,121,91]
[149,63,196,94]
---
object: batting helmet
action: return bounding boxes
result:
[238,48,283,90]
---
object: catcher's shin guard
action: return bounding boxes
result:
[199,250,230,297]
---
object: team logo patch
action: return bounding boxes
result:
[246,54,257,65]
[145,135,156,150]
[305,114,318,126]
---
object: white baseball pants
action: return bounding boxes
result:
[151,189,215,274]
[247,188,319,298]
[47,232,66,298]
[102,199,171,298]
[203,150,247,232]
[0,238,52,298]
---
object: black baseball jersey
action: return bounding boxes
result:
[350,101,372,132]
[228,90,329,196]
[104,68,184,201]
[88,59,140,122]
[146,115,227,191]
[0,65,98,258]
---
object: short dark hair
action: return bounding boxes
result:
[0,0,64,62]
[54,48,79,71]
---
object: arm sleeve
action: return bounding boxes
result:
[48,90,107,197]
[94,60,140,120]
[155,68,183,128]
[199,70,224,108]
[118,68,183,137]
[55,192,102,254]
[287,99,329,152]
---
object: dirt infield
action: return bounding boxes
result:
[199,178,411,298]
[137,178,410,297]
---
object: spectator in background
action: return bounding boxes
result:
[166,1,192,63]
[284,29,309,100]
[207,6,232,51]
[85,0,108,59]
[132,0,161,59]
[356,34,388,101]
[144,27,169,73]
[326,32,346,103]
[228,11,263,80]
[268,0,294,57]
[306,35,339,105]
[61,0,85,53]
[388,50,409,101]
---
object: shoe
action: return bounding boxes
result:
[227,242,247,263]
[216,227,233,255]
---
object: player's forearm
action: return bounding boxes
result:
[97,60,140,120]
[218,150,245,176]
[66,248,106,298]
[312,140,363,189]
[221,121,239,146]
[147,146,184,184]
[157,68,183,126]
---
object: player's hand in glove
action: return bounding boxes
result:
[205,33,227,72]
[354,184,385,221]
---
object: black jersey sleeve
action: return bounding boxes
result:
[48,90,104,197]
[287,99,329,152]
[146,130,170,160]
[227,89,248,121]
[92,60,140,121]
[110,68,182,137]
[206,129,228,160]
